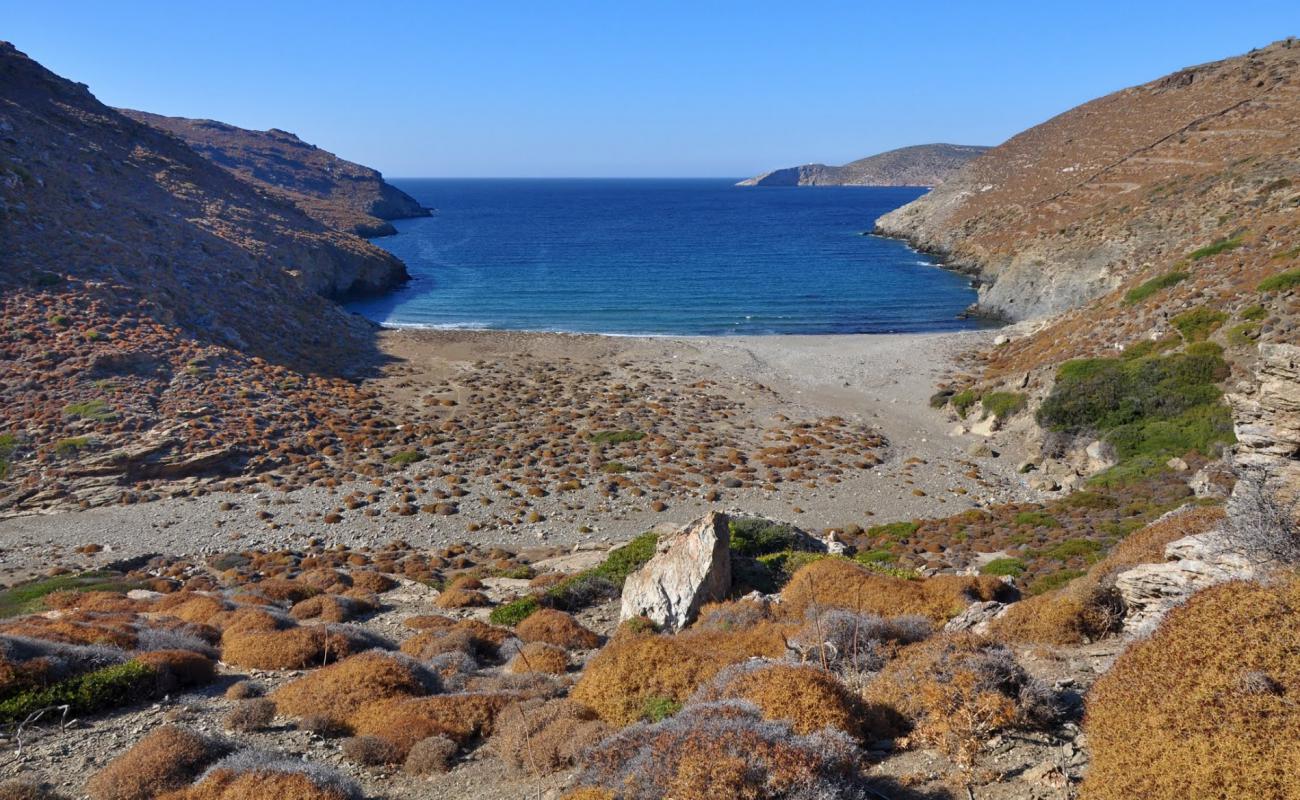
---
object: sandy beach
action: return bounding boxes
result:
[0,327,1035,580]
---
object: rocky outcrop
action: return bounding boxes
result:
[124,111,430,237]
[1227,343,1300,478]
[738,143,988,187]
[876,39,1300,322]
[1114,529,1255,633]
[620,512,732,631]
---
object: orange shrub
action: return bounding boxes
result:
[1082,577,1300,800]
[161,768,356,800]
[153,593,229,625]
[134,650,216,691]
[246,579,317,604]
[86,725,229,800]
[507,642,569,674]
[350,692,514,759]
[433,587,490,608]
[271,651,435,728]
[516,609,600,649]
[349,570,397,594]
[289,595,368,623]
[402,614,457,631]
[779,558,1008,623]
[1,613,138,649]
[220,626,361,670]
[690,662,873,739]
[570,634,726,726]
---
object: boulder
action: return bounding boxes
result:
[620,511,732,631]
[1114,530,1254,632]
[943,600,1007,634]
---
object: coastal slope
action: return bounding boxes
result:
[876,39,1300,323]
[124,110,430,237]
[737,143,989,187]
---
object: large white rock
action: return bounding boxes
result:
[620,511,732,631]
[1114,530,1253,632]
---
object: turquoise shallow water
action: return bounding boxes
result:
[346,179,985,336]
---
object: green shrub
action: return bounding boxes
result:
[63,399,115,422]
[1239,304,1268,321]
[855,548,897,564]
[1061,491,1117,510]
[755,550,829,585]
[0,434,15,479]
[54,436,91,457]
[1043,539,1103,562]
[1014,511,1060,528]
[1121,337,1180,361]
[950,390,979,418]
[489,596,540,626]
[388,450,424,466]
[589,430,645,445]
[1226,323,1259,348]
[1172,308,1228,342]
[1188,235,1243,261]
[600,461,630,474]
[1037,350,1234,483]
[48,314,69,328]
[0,571,146,618]
[495,532,661,625]
[867,521,920,541]
[1124,271,1188,305]
[1028,569,1086,596]
[728,518,807,557]
[1259,269,1300,293]
[929,390,955,409]
[982,392,1026,421]
[640,695,681,722]
[980,558,1027,578]
[0,661,156,722]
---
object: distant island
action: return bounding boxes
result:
[737,143,990,187]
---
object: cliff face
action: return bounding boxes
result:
[123,111,429,237]
[737,143,989,187]
[877,40,1300,322]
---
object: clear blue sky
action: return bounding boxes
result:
[4,1,1296,177]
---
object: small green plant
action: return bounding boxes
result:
[63,399,115,422]
[929,389,955,409]
[54,436,91,457]
[980,558,1027,578]
[1226,323,1259,348]
[387,450,425,466]
[489,596,541,626]
[755,550,829,585]
[1043,539,1103,562]
[867,521,919,541]
[1172,308,1228,342]
[1123,271,1188,305]
[855,548,897,564]
[48,314,70,328]
[0,434,16,480]
[1258,268,1300,293]
[950,390,979,418]
[600,461,630,474]
[981,392,1027,421]
[1014,511,1060,528]
[588,430,646,445]
[1239,304,1268,321]
[729,518,807,557]
[0,661,156,722]
[1028,569,1086,596]
[641,695,681,722]
[1121,337,1179,361]
[1188,235,1243,261]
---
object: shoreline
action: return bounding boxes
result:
[0,327,1037,582]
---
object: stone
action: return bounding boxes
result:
[1166,456,1189,472]
[943,600,1006,634]
[620,511,732,631]
[1114,527,1253,632]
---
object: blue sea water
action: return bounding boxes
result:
[346,179,984,336]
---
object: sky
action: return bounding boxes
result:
[4,1,1297,177]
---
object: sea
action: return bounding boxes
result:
[345,179,985,336]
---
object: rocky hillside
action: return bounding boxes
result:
[877,39,1300,323]
[0,42,407,509]
[124,110,429,237]
[737,143,989,187]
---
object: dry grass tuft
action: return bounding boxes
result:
[1082,576,1300,800]
[780,559,1009,623]
[86,725,230,800]
[223,698,276,732]
[507,641,569,674]
[271,650,435,729]
[490,698,609,775]
[516,609,601,650]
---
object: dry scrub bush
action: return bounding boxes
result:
[779,559,1009,624]
[289,595,369,623]
[434,587,490,608]
[341,735,402,766]
[490,698,609,774]
[1082,577,1300,800]
[866,633,1057,765]
[44,590,143,613]
[689,661,877,739]
[787,609,931,673]
[0,636,125,695]
[153,593,229,625]
[224,680,262,700]
[516,609,601,649]
[220,625,380,670]
[1223,467,1300,564]
[402,614,457,631]
[400,618,511,661]
[403,735,459,775]
[161,752,360,800]
[507,641,569,674]
[246,579,317,605]
[349,570,397,594]
[1,612,138,649]
[570,633,727,726]
[271,651,436,729]
[350,692,514,759]
[135,650,215,691]
[560,791,614,800]
[0,778,65,800]
[993,506,1225,644]
[223,698,276,732]
[573,700,872,800]
[86,725,230,800]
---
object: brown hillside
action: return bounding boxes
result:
[877,38,1300,355]
[124,110,429,237]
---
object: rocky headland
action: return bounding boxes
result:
[737,143,989,187]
